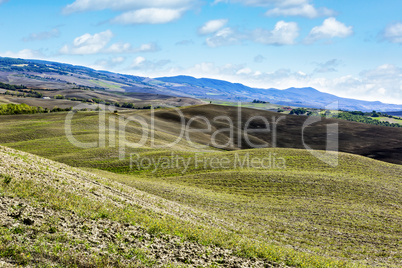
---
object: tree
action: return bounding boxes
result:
[290,108,308,115]
[372,110,380,117]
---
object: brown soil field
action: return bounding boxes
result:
[1,95,97,110]
[144,104,402,165]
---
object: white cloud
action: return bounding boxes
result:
[198,19,228,35]
[206,27,244,47]
[60,30,114,55]
[0,0,9,5]
[23,28,60,42]
[382,22,402,44]
[105,43,133,53]
[113,56,125,63]
[265,4,334,18]
[63,0,197,24]
[305,17,353,43]
[204,21,299,47]
[236,67,253,75]
[311,64,402,104]
[253,21,299,45]
[137,43,160,52]
[132,56,146,67]
[361,64,402,82]
[63,0,195,13]
[111,8,184,24]
[378,87,386,95]
[215,0,334,18]
[60,30,159,55]
[105,42,159,53]
[0,49,44,59]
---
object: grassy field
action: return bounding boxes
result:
[0,110,401,267]
[89,79,125,91]
[1,145,273,267]
[371,116,402,124]
[88,149,402,267]
[0,95,15,105]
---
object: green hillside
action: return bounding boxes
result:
[0,109,401,267]
[89,149,402,267]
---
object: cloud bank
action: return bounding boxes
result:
[215,0,335,18]
[60,30,159,55]
[203,20,299,47]
[63,0,198,24]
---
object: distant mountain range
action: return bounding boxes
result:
[0,57,401,112]
[155,75,402,112]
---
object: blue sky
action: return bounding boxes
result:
[0,0,401,104]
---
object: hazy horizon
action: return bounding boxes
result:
[0,0,401,103]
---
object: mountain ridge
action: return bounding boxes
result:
[1,57,401,112]
[155,75,402,112]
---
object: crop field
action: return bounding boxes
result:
[0,94,14,105]
[0,109,401,267]
[7,96,98,110]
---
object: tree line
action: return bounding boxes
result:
[53,95,154,109]
[0,81,27,90]
[287,108,402,128]
[0,103,72,115]
[4,89,43,98]
[335,112,402,128]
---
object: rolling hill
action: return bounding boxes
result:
[146,104,402,165]
[1,105,401,165]
[1,57,402,267]
[0,112,401,267]
[0,145,279,267]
